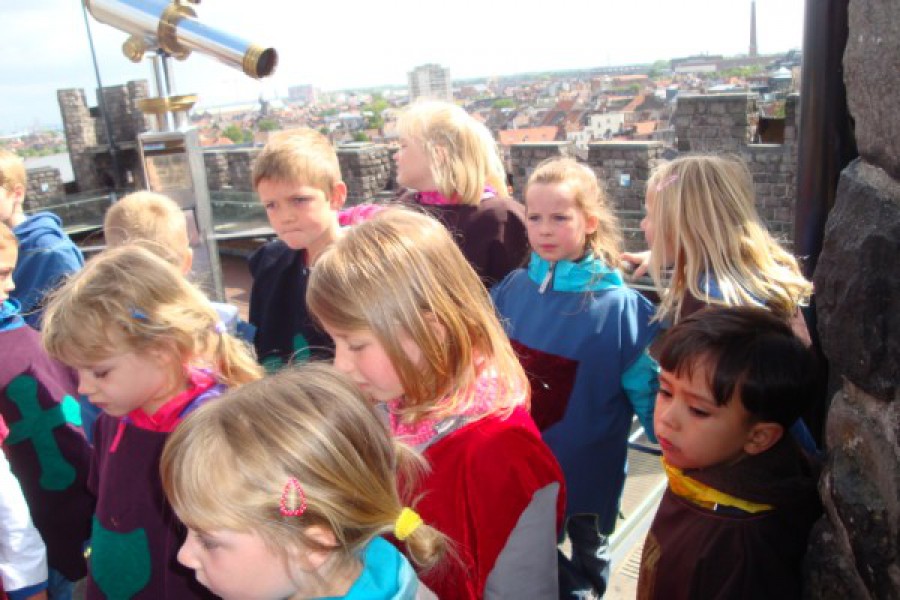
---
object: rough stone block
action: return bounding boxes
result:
[844,0,900,180]
[814,159,900,400]
[806,382,900,598]
[803,517,873,599]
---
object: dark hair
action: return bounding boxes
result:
[655,306,819,427]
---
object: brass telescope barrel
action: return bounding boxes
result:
[83,0,277,79]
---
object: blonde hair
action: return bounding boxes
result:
[646,154,812,322]
[42,245,262,388]
[397,100,506,205]
[161,363,447,572]
[0,148,26,193]
[252,128,342,197]
[526,157,622,267]
[103,191,190,268]
[307,207,527,423]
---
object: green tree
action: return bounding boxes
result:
[257,119,279,132]
[222,124,248,143]
[353,132,370,142]
[492,98,515,109]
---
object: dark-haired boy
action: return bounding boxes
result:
[638,306,821,600]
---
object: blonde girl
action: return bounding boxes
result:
[307,207,564,600]
[626,154,812,335]
[394,99,529,286]
[161,363,444,600]
[42,245,262,600]
[491,158,659,598]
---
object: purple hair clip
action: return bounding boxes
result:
[655,174,679,193]
[280,477,308,517]
[213,321,227,335]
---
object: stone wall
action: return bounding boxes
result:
[57,80,149,192]
[674,93,758,152]
[739,142,797,243]
[58,88,101,192]
[95,82,150,145]
[23,167,65,211]
[804,0,900,596]
[508,142,574,196]
[336,143,394,206]
[202,144,396,205]
[675,93,800,246]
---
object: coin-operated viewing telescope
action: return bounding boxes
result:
[84,0,278,301]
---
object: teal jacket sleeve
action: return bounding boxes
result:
[621,351,659,443]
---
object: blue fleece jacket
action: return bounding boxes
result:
[492,252,660,531]
[12,212,84,328]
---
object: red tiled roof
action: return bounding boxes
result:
[498,127,559,145]
[633,121,657,135]
[622,94,646,112]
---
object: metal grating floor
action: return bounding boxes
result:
[557,419,667,598]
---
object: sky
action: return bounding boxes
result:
[1,0,806,134]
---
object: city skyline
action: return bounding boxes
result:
[2,0,805,134]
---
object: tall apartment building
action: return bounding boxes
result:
[407,64,453,101]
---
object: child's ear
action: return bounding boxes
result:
[181,247,194,276]
[329,182,347,211]
[290,525,338,572]
[743,421,784,456]
[422,312,447,345]
[585,214,600,235]
[11,183,25,206]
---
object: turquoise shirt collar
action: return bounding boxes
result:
[0,299,26,332]
[527,252,624,293]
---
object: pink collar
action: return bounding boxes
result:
[416,186,497,206]
[109,369,218,452]
[386,365,512,447]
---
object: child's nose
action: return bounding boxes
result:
[177,538,199,569]
[656,400,678,430]
[77,373,94,396]
[332,347,353,375]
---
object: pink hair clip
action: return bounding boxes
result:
[655,174,679,193]
[279,477,308,517]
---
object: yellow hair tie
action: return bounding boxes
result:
[394,507,423,541]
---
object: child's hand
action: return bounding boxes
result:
[620,250,651,279]
[24,591,48,600]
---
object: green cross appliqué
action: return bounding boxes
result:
[5,374,82,491]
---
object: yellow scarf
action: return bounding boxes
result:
[662,458,774,514]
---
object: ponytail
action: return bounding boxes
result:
[212,333,263,387]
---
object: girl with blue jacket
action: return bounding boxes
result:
[492,158,659,599]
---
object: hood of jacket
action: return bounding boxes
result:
[0,299,26,332]
[527,251,624,293]
[338,537,422,600]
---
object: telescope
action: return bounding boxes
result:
[83,0,279,302]
[84,0,277,79]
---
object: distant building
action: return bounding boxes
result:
[288,84,317,105]
[408,64,452,102]
[670,55,722,74]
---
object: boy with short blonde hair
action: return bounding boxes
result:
[249,128,347,371]
[638,306,821,599]
[0,149,83,328]
[103,190,191,272]
[102,190,248,340]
